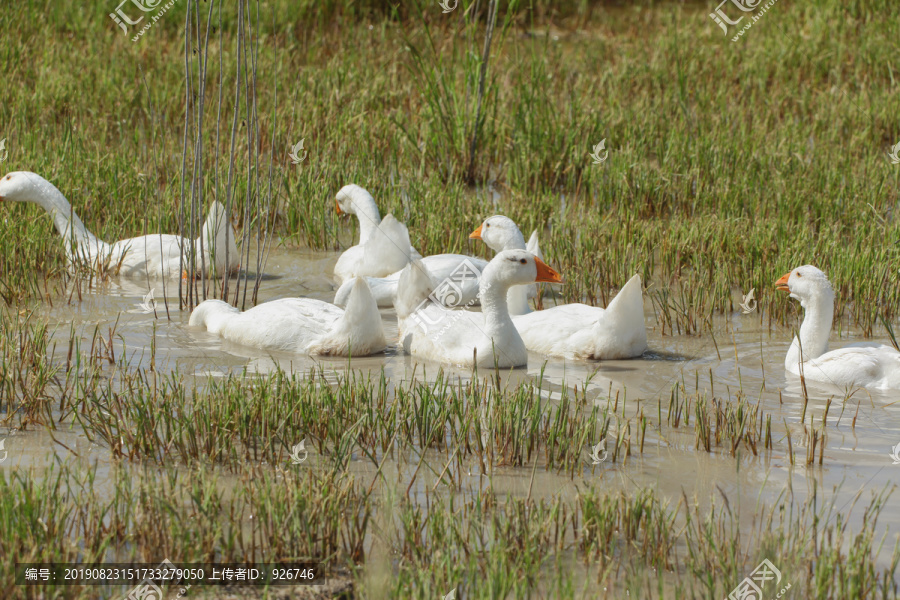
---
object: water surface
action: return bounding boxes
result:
[4,246,900,577]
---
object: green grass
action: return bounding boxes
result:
[2,452,896,598]
[1,314,896,597]
[1,0,899,325]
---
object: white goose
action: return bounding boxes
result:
[396,249,563,368]
[0,171,238,279]
[469,215,543,315]
[332,210,413,283]
[332,184,417,282]
[189,277,386,356]
[775,265,900,390]
[469,216,648,360]
[333,253,489,309]
[331,184,487,306]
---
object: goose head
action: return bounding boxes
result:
[483,249,562,292]
[469,215,526,252]
[0,171,50,203]
[334,184,376,218]
[774,265,834,308]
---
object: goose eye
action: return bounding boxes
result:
[485,223,490,227]
[796,272,802,278]
[520,258,526,264]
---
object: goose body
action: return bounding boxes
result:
[332,184,422,282]
[470,215,647,359]
[333,253,489,308]
[776,266,900,390]
[396,250,562,368]
[331,184,489,303]
[0,171,238,279]
[332,212,413,282]
[337,213,542,312]
[512,275,647,360]
[189,277,386,356]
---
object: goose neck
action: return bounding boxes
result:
[496,230,526,253]
[788,289,834,365]
[31,181,92,244]
[479,274,515,336]
[353,196,382,243]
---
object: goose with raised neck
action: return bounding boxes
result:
[330,184,489,304]
[0,171,239,279]
[334,184,383,244]
[469,214,542,315]
[775,265,900,390]
[396,249,563,368]
[469,215,648,360]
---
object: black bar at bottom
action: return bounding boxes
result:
[16,562,321,586]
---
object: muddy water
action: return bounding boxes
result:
[4,246,900,576]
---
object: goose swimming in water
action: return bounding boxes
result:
[0,171,239,279]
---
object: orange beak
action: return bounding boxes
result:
[534,257,562,283]
[774,272,791,292]
[334,199,343,214]
[469,224,483,239]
